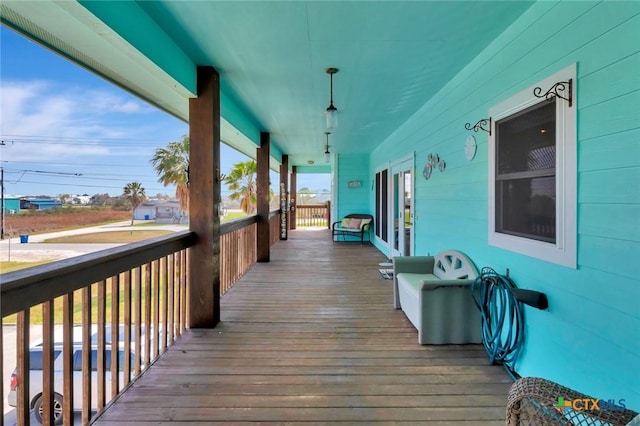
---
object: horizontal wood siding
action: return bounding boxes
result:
[336,153,370,221]
[370,1,640,410]
[94,229,512,424]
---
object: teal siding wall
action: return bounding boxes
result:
[337,154,370,224]
[2,199,20,213]
[370,2,640,409]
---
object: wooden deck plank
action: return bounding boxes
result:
[94,229,512,424]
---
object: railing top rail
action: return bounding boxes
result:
[220,210,280,235]
[221,215,258,235]
[1,230,196,317]
[269,209,281,218]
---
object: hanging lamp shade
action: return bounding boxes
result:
[325,68,338,131]
[325,105,338,132]
[324,132,331,163]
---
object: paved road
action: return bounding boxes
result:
[0,220,186,262]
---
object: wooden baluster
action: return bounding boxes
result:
[144,263,152,368]
[152,259,160,359]
[16,310,30,426]
[110,275,120,399]
[167,253,175,345]
[97,280,106,411]
[134,267,142,376]
[81,286,91,424]
[42,301,54,426]
[161,256,168,353]
[123,270,132,386]
[62,293,74,425]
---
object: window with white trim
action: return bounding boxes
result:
[488,64,576,268]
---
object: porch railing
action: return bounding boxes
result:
[270,210,281,246]
[1,211,280,425]
[0,231,196,425]
[295,204,329,228]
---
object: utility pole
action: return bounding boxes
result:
[1,139,7,240]
[1,166,4,240]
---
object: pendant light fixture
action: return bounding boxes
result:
[324,132,331,163]
[325,67,339,131]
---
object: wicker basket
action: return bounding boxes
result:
[506,377,638,426]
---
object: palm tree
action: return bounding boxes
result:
[224,160,257,214]
[123,182,146,226]
[151,135,189,214]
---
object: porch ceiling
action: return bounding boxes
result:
[1,1,533,169]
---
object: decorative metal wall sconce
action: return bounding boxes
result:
[465,117,492,136]
[423,153,446,180]
[533,79,572,107]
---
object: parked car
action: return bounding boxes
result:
[7,326,144,425]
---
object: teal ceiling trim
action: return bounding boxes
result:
[79,0,195,94]
[270,143,284,164]
[220,90,261,147]
[220,90,285,165]
[296,165,331,174]
[80,1,286,163]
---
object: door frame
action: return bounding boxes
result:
[389,153,415,259]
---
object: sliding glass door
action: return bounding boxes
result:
[374,169,388,243]
[390,158,413,258]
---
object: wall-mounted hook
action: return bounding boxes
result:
[533,79,572,107]
[465,117,492,136]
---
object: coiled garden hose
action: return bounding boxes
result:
[471,267,525,375]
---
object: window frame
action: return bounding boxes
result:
[488,64,577,268]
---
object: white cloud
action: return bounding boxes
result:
[85,90,151,114]
[0,80,153,161]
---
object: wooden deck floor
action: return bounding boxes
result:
[94,229,513,425]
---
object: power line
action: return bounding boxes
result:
[1,134,178,144]
[11,180,171,192]
[2,160,148,168]
[2,168,158,180]
[6,140,164,147]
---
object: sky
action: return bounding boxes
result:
[0,26,328,199]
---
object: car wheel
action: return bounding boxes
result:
[33,393,64,425]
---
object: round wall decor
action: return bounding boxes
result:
[423,163,432,180]
[465,135,477,161]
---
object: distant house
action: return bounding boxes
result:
[71,194,92,205]
[154,200,185,224]
[2,197,21,214]
[133,200,159,220]
[133,200,186,223]
[20,198,62,210]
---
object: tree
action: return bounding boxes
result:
[224,160,257,214]
[298,187,314,204]
[151,135,189,213]
[123,182,146,225]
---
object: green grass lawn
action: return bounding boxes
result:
[43,230,173,244]
[2,261,173,325]
[3,233,177,325]
[1,260,52,274]
[222,211,247,222]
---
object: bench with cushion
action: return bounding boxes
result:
[331,213,373,244]
[393,250,481,344]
